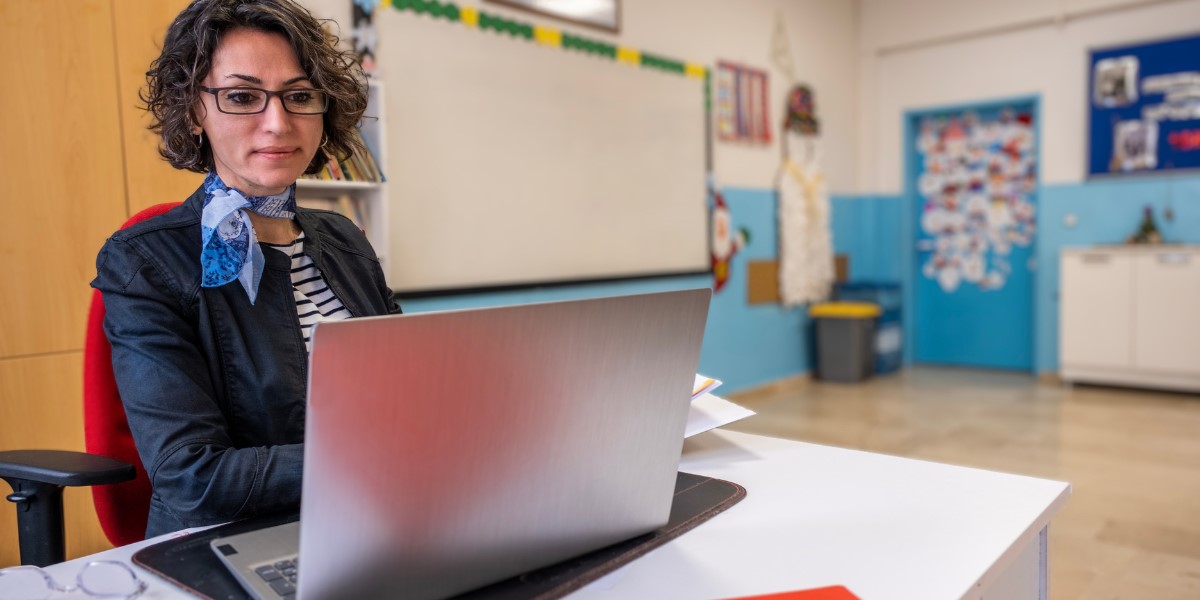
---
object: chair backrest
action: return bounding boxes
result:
[84,202,180,546]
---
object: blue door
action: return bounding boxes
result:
[908,99,1038,370]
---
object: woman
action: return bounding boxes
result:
[91,0,399,537]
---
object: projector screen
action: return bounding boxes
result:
[375,12,709,294]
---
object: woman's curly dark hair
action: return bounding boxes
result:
[142,0,367,174]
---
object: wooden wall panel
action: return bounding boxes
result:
[0,354,84,449]
[113,0,203,213]
[0,0,128,358]
[0,353,110,567]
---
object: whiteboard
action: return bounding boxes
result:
[375,12,709,293]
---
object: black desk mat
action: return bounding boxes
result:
[133,472,745,599]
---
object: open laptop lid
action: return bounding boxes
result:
[297,289,711,600]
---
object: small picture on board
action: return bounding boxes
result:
[1111,119,1158,172]
[1093,56,1139,107]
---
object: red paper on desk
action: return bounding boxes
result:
[724,585,860,600]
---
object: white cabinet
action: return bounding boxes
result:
[296,81,389,268]
[1133,251,1200,374]
[1060,246,1200,392]
[1060,251,1133,369]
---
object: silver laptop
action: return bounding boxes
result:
[211,289,711,600]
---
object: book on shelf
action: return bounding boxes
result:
[297,194,368,233]
[337,194,365,229]
[300,130,383,184]
[297,196,338,212]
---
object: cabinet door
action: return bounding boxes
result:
[1060,251,1133,369]
[1133,250,1200,374]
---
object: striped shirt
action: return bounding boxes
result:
[264,233,350,352]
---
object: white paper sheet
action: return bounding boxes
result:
[685,393,755,438]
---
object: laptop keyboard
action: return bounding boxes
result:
[254,557,299,599]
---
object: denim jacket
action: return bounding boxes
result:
[92,185,400,537]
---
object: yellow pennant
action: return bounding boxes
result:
[460,5,479,27]
[533,25,562,47]
[616,46,640,65]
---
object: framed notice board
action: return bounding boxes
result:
[1088,32,1200,177]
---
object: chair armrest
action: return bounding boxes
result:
[0,450,135,487]
[1,450,136,566]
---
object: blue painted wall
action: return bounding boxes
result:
[830,195,904,282]
[400,187,811,393]
[1036,175,1200,372]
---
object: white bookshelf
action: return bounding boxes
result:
[296,80,389,268]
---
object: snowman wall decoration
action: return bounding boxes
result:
[777,84,834,306]
[711,189,748,292]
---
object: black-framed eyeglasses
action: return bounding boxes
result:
[201,86,329,115]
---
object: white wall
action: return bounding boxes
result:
[303,0,859,193]
[622,0,858,192]
[856,0,1200,192]
[303,0,1200,194]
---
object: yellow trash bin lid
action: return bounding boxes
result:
[808,302,881,319]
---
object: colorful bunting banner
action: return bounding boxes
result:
[377,0,710,107]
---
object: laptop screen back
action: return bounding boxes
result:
[297,289,711,600]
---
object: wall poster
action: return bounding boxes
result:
[715,62,771,145]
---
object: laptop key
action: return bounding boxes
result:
[255,566,283,582]
[268,578,296,596]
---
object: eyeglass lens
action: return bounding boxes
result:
[78,561,145,598]
[214,88,327,114]
[0,567,54,600]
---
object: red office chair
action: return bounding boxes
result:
[0,202,181,567]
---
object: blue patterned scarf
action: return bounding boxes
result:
[200,172,297,304]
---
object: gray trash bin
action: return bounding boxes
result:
[809,302,881,383]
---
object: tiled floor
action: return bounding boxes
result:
[725,367,1200,599]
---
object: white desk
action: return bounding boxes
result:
[40,431,1069,600]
